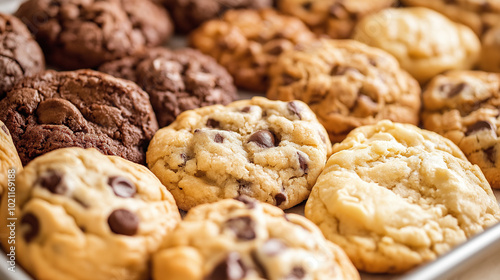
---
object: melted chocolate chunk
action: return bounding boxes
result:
[465,121,494,136]
[485,146,497,164]
[275,192,287,206]
[282,73,297,86]
[179,153,188,167]
[108,176,136,198]
[297,152,309,174]
[248,130,277,148]
[285,266,306,280]
[21,213,39,243]
[287,102,302,119]
[206,118,220,128]
[205,252,247,280]
[446,83,468,98]
[241,106,251,113]
[225,216,256,240]
[108,209,139,236]
[38,170,66,195]
[302,2,312,10]
[234,195,256,209]
[215,133,224,143]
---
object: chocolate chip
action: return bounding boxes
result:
[108,209,139,236]
[282,73,297,86]
[302,2,312,10]
[261,239,287,256]
[179,153,188,167]
[215,133,224,143]
[275,193,287,206]
[267,44,285,55]
[248,130,277,148]
[1,124,9,135]
[206,118,220,128]
[465,121,494,136]
[108,176,136,198]
[446,83,468,98]
[234,195,256,209]
[206,252,247,280]
[297,152,309,174]
[241,106,251,113]
[194,129,201,133]
[287,102,302,119]
[485,146,497,163]
[330,65,358,76]
[38,170,66,195]
[285,266,306,280]
[21,213,39,243]
[368,58,378,66]
[225,216,256,240]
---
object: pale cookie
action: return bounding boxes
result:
[0,148,181,280]
[267,39,421,143]
[305,120,500,273]
[147,97,331,211]
[421,70,500,189]
[277,0,395,39]
[0,120,22,199]
[153,197,360,280]
[352,7,481,84]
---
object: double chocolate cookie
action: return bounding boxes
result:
[0,69,158,165]
[99,48,237,127]
[0,13,44,98]
[15,0,173,69]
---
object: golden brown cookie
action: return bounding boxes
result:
[0,120,22,199]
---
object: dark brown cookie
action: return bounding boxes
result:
[162,0,272,33]
[99,48,237,127]
[0,69,159,165]
[15,0,173,70]
[0,13,44,98]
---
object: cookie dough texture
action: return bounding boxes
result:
[0,147,181,280]
[401,0,500,36]
[353,7,481,84]
[305,120,500,273]
[153,198,360,280]
[0,69,159,165]
[15,0,173,69]
[99,47,237,127]
[189,9,316,92]
[147,97,332,211]
[0,13,44,98]
[267,39,421,143]
[163,0,273,33]
[277,0,395,39]
[0,121,22,198]
[421,71,500,189]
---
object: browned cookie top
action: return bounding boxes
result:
[0,13,44,98]
[0,69,159,165]
[15,0,173,70]
[163,0,273,33]
[99,48,237,127]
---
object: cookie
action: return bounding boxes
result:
[0,69,159,165]
[352,7,481,84]
[421,70,500,189]
[0,120,22,199]
[267,39,421,143]
[153,197,359,280]
[189,9,316,92]
[479,25,500,72]
[147,97,331,211]
[0,147,181,280]
[99,47,237,127]
[0,13,44,98]
[162,0,272,33]
[277,0,395,39]
[15,0,173,70]
[305,120,500,273]
[401,0,500,36]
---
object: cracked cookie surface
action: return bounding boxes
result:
[0,69,159,165]
[305,120,500,273]
[189,9,316,92]
[421,70,500,189]
[0,13,44,98]
[0,147,181,280]
[99,47,237,127]
[0,120,22,199]
[267,39,421,143]
[153,197,359,280]
[147,97,331,211]
[15,0,173,69]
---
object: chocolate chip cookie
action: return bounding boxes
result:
[277,0,395,39]
[305,120,500,273]
[0,69,159,165]
[353,7,481,84]
[421,70,500,189]
[147,97,331,211]
[189,9,316,92]
[401,0,500,36]
[0,120,22,199]
[0,147,181,280]
[15,0,173,70]
[267,39,421,143]
[153,197,360,280]
[99,47,237,127]
[162,0,272,33]
[0,13,44,98]
[479,25,500,73]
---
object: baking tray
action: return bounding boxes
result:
[1,1,500,279]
